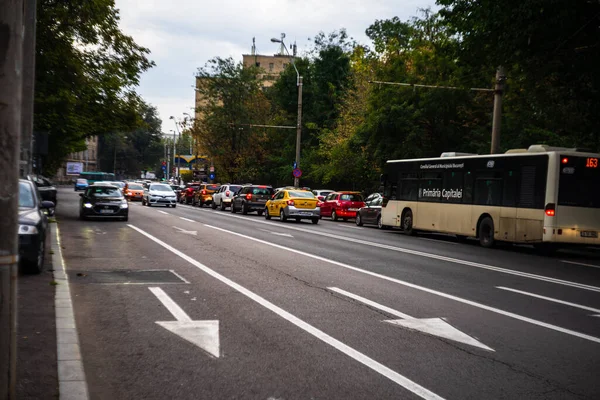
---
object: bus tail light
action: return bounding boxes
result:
[561,157,569,164]
[545,203,556,217]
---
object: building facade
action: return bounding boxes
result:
[54,136,99,183]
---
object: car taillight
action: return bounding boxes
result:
[287,200,295,206]
[545,203,556,217]
[202,189,207,195]
[246,193,253,200]
[226,190,230,197]
[336,202,342,207]
[317,201,323,207]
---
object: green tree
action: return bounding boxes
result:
[35,0,155,174]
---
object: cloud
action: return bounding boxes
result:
[115,0,436,132]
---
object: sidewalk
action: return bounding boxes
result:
[17,223,59,399]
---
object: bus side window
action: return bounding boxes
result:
[463,171,473,204]
[503,169,518,207]
[474,171,503,206]
[443,171,463,203]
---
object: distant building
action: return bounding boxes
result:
[54,136,99,182]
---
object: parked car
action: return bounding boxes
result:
[319,191,365,221]
[179,182,201,204]
[212,184,242,210]
[264,189,320,223]
[28,175,57,206]
[312,189,334,201]
[74,178,89,191]
[355,193,385,228]
[124,182,144,201]
[79,184,129,220]
[18,179,54,273]
[231,185,274,215]
[193,183,221,207]
[142,183,177,207]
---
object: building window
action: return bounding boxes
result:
[269,63,274,72]
[255,62,260,67]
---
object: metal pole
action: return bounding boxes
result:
[171,132,176,181]
[20,0,36,177]
[0,0,24,398]
[490,66,506,154]
[294,76,303,188]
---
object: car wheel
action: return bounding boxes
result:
[377,215,385,230]
[311,218,319,225]
[241,203,248,215]
[211,201,217,210]
[264,208,271,220]
[478,216,495,248]
[220,201,226,211]
[356,214,363,226]
[280,209,287,222]
[257,210,263,216]
[123,215,129,222]
[25,237,45,274]
[331,210,338,221]
[230,202,236,213]
[172,204,176,208]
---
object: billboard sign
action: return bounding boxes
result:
[66,162,83,175]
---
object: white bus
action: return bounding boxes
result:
[380,145,600,251]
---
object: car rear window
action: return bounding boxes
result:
[206,185,220,191]
[288,191,315,198]
[230,185,242,193]
[252,187,273,195]
[340,194,363,201]
[128,184,143,190]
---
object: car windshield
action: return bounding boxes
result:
[76,179,87,184]
[151,185,172,192]
[19,182,35,208]
[128,183,143,190]
[288,191,315,198]
[340,194,363,201]
[90,186,121,197]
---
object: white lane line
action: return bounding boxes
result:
[497,287,600,315]
[561,260,600,269]
[202,223,600,345]
[170,269,191,284]
[180,217,195,222]
[192,209,600,293]
[148,287,192,322]
[418,238,458,246]
[338,225,364,230]
[330,287,412,319]
[157,210,169,215]
[128,224,444,400]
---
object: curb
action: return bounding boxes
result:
[51,223,90,400]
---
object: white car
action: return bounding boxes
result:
[142,183,177,207]
[211,184,242,210]
[312,189,334,201]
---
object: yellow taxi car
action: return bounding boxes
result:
[192,183,221,207]
[124,182,144,201]
[265,189,320,224]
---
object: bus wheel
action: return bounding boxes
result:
[402,209,415,236]
[478,217,495,248]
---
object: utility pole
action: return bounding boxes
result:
[0,1,24,398]
[490,66,506,154]
[20,0,36,177]
[294,76,303,188]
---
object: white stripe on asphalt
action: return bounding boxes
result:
[128,224,444,400]
[497,287,600,315]
[201,223,600,345]
[157,210,169,215]
[418,237,458,246]
[148,287,192,322]
[185,207,600,293]
[561,260,600,269]
[179,217,195,222]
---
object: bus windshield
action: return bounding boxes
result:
[558,156,600,208]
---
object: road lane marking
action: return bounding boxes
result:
[259,229,294,238]
[201,224,600,345]
[180,217,195,222]
[338,225,364,230]
[329,287,493,351]
[418,237,458,246]
[157,210,169,215]
[561,260,600,269]
[497,287,600,316]
[193,210,600,293]
[149,287,220,358]
[129,224,444,400]
[169,269,191,284]
[172,226,197,236]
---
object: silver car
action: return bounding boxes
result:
[142,183,177,207]
[212,184,243,211]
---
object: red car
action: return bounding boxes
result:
[319,191,366,221]
[179,182,201,204]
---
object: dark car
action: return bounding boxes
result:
[231,185,274,215]
[18,179,54,273]
[79,184,129,221]
[355,193,385,228]
[28,175,58,206]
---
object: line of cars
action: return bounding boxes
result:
[172,181,385,227]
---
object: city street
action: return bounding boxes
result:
[55,188,600,400]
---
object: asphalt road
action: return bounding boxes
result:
[56,188,600,399]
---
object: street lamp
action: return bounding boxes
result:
[271,34,303,188]
[169,116,181,183]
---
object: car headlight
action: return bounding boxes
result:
[19,225,38,235]
[83,203,93,208]
[120,201,128,209]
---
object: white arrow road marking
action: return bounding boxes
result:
[130,225,444,400]
[180,217,195,222]
[157,210,169,215]
[259,229,293,238]
[329,287,493,352]
[497,287,600,317]
[173,226,197,236]
[201,224,600,345]
[149,287,220,358]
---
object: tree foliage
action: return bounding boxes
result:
[35,0,155,174]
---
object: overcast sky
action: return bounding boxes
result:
[116,0,436,134]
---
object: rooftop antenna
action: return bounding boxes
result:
[279,32,286,55]
[251,37,256,56]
